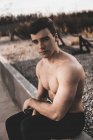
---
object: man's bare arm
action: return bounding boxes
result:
[51,68,79,120]
[32,61,48,115]
[32,79,48,115]
[35,61,48,101]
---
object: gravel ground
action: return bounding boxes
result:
[75,52,93,137]
[0,37,93,137]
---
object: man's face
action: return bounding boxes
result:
[31,28,56,58]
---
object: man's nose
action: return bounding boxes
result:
[38,41,44,49]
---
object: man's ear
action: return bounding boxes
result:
[55,33,59,45]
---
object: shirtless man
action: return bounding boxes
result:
[6,17,85,140]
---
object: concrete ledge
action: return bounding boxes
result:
[51,131,93,140]
[0,56,37,109]
[74,131,93,140]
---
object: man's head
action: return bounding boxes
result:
[30,17,59,58]
[30,17,56,36]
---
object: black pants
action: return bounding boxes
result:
[5,110,85,140]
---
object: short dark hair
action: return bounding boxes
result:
[30,17,56,36]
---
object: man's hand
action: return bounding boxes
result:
[32,109,39,116]
[23,98,32,112]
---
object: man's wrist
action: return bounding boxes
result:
[37,95,42,100]
[28,98,33,107]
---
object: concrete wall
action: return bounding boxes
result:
[0,56,37,109]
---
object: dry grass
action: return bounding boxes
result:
[0,37,40,63]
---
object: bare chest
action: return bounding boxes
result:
[40,67,58,93]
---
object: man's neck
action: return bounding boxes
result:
[44,48,61,63]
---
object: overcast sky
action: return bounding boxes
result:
[0,0,93,16]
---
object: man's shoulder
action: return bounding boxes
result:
[57,59,84,80]
[36,60,43,76]
[36,59,43,68]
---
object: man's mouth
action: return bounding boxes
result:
[39,50,48,54]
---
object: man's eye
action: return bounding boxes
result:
[41,37,50,42]
[32,40,38,44]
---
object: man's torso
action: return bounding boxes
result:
[37,51,85,113]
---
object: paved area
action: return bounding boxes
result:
[0,77,20,140]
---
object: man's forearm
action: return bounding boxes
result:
[32,94,48,116]
[29,98,56,120]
